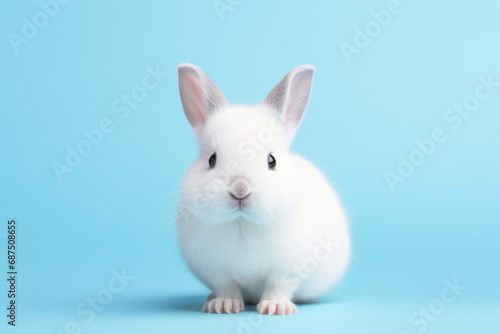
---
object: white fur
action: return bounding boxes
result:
[176,64,350,315]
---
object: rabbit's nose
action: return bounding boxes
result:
[229,192,251,201]
[229,178,252,199]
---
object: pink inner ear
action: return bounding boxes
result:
[285,71,312,125]
[264,66,314,130]
[179,70,207,128]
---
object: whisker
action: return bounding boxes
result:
[168,144,193,163]
[198,205,223,269]
[167,204,214,257]
[140,202,200,254]
[178,202,223,284]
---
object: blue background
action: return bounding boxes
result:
[1,0,499,333]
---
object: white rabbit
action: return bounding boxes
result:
[176,64,350,315]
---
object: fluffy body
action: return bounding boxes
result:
[175,64,350,314]
[177,106,350,314]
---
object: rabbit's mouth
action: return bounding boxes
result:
[232,201,250,213]
[227,195,253,216]
[228,189,251,209]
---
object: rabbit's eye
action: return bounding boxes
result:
[209,153,216,168]
[268,154,276,170]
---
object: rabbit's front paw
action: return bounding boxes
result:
[202,297,244,314]
[257,299,298,315]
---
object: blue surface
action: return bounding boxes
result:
[1,0,499,333]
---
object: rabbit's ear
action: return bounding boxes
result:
[177,63,228,132]
[264,65,315,133]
